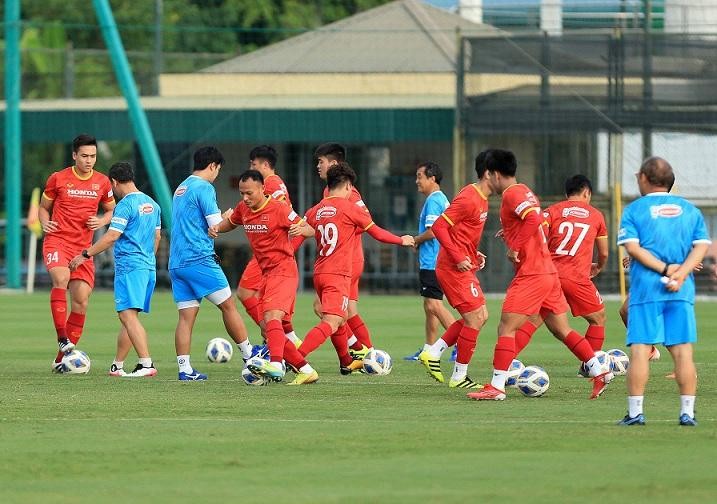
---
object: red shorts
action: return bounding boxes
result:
[435,267,485,315]
[349,255,364,301]
[238,257,262,291]
[258,261,298,317]
[42,238,95,288]
[314,273,351,317]
[559,276,604,317]
[503,273,568,316]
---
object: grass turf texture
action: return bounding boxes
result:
[1,292,715,503]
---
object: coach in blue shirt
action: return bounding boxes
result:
[616,157,711,426]
[405,162,456,361]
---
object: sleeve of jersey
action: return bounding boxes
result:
[102,178,115,204]
[42,172,57,200]
[692,209,712,245]
[596,214,608,239]
[424,198,443,228]
[155,204,162,230]
[198,184,221,226]
[365,224,402,245]
[228,201,243,226]
[431,216,465,264]
[616,206,638,246]
[511,209,542,249]
[108,200,129,234]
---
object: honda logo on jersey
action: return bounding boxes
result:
[650,204,682,219]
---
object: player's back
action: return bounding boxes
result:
[436,184,489,270]
[169,175,218,269]
[264,173,292,207]
[545,200,607,280]
[111,192,161,274]
[306,196,372,277]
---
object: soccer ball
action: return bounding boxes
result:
[206,337,233,363]
[505,359,525,388]
[594,350,612,374]
[362,349,392,375]
[607,348,630,376]
[516,365,550,397]
[241,366,269,386]
[61,350,91,374]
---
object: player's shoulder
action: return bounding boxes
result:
[90,169,110,182]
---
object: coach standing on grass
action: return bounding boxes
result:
[616,157,711,426]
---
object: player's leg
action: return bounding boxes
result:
[170,266,207,380]
[118,309,156,377]
[449,305,487,389]
[252,308,289,381]
[109,327,132,377]
[215,294,252,360]
[562,277,606,352]
[514,314,543,357]
[663,301,698,425]
[300,313,343,357]
[48,265,73,368]
[66,278,92,349]
[114,269,156,377]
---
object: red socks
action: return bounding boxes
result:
[282,339,307,370]
[441,320,464,347]
[241,296,262,326]
[564,330,596,362]
[515,320,538,356]
[584,325,605,352]
[299,321,333,357]
[281,319,294,334]
[330,325,353,367]
[493,335,516,372]
[66,312,86,345]
[456,325,479,364]
[50,288,67,340]
[347,314,372,349]
[265,319,285,363]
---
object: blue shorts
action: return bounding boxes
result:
[170,262,229,304]
[115,269,156,313]
[626,300,697,347]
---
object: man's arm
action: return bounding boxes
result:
[665,243,710,292]
[431,217,472,271]
[154,229,161,254]
[208,216,238,239]
[68,229,122,271]
[87,200,115,231]
[590,237,609,278]
[365,223,414,247]
[38,195,58,234]
[414,227,435,247]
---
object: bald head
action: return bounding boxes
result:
[639,157,675,191]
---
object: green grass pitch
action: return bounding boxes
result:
[1,291,715,503]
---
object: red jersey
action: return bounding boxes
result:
[264,173,291,206]
[544,200,607,280]
[42,166,114,248]
[435,184,489,271]
[230,197,301,275]
[305,196,375,277]
[500,183,555,276]
[322,185,370,267]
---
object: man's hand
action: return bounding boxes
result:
[68,254,86,271]
[589,262,601,278]
[456,257,473,272]
[289,222,314,238]
[495,229,504,239]
[476,251,487,270]
[400,235,415,247]
[507,249,520,263]
[622,255,631,270]
[86,215,103,230]
[41,220,59,233]
[208,225,219,239]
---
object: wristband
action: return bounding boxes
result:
[81,249,91,259]
[661,264,669,276]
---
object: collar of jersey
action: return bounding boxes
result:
[251,196,271,213]
[471,183,488,200]
[71,166,94,181]
[645,191,669,196]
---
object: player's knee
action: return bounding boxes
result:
[586,310,606,326]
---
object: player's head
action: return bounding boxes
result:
[416,162,442,195]
[315,143,346,180]
[238,169,266,209]
[565,174,593,201]
[72,134,98,174]
[108,161,135,198]
[193,146,225,182]
[326,161,356,196]
[485,149,517,194]
[249,145,278,175]
[637,157,675,195]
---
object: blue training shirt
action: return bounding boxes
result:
[169,175,222,270]
[109,192,161,275]
[617,192,711,305]
[418,190,450,270]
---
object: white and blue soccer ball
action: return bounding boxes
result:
[594,350,612,374]
[516,365,550,397]
[362,349,392,375]
[61,349,91,374]
[607,348,630,376]
[505,359,525,388]
[241,365,269,386]
[206,337,233,363]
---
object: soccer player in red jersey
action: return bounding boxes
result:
[39,134,115,372]
[290,162,414,373]
[511,175,609,366]
[417,151,492,389]
[314,143,375,359]
[468,149,611,401]
[235,145,302,347]
[211,170,317,384]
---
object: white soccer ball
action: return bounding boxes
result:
[362,349,392,375]
[505,359,525,388]
[241,366,269,386]
[206,337,233,363]
[607,348,630,376]
[594,350,612,374]
[61,349,91,374]
[516,365,550,397]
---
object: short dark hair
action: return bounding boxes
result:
[239,169,264,185]
[108,161,134,183]
[640,157,675,190]
[193,146,225,171]
[418,162,443,185]
[565,174,592,197]
[314,143,346,162]
[249,145,277,168]
[326,161,357,190]
[485,149,517,177]
[73,134,97,153]
[475,149,492,178]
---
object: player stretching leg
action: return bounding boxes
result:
[418,151,493,388]
[169,147,253,381]
[468,150,611,402]
[39,134,115,372]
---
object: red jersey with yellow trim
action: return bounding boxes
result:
[264,173,291,206]
[435,183,489,271]
[544,199,607,280]
[305,196,374,277]
[42,166,114,249]
[500,183,555,276]
[230,196,301,275]
[323,185,370,269]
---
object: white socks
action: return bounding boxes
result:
[347,334,358,347]
[138,357,152,368]
[112,360,124,370]
[427,339,448,359]
[490,370,508,391]
[451,362,468,382]
[177,355,192,373]
[680,395,695,418]
[299,364,315,374]
[237,341,252,359]
[628,396,643,418]
[285,331,301,345]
